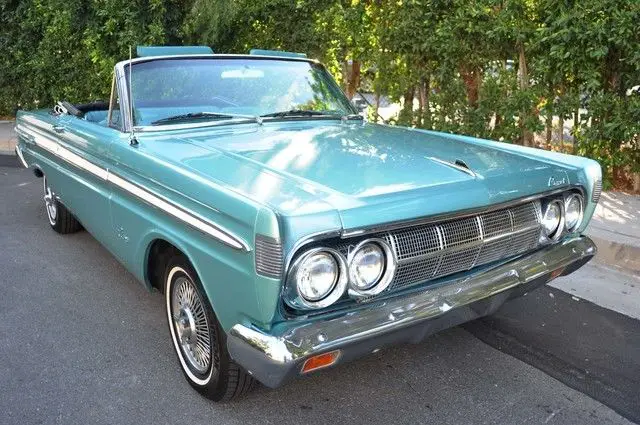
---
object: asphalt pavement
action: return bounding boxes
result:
[1,165,638,425]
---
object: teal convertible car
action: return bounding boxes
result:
[15,46,601,401]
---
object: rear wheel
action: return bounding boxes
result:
[43,176,82,234]
[164,253,255,401]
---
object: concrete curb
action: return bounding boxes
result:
[590,235,640,276]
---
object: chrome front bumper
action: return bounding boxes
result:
[227,236,596,388]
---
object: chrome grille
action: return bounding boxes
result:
[255,235,283,278]
[393,225,441,261]
[388,201,542,288]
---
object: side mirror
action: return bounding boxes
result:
[352,98,367,114]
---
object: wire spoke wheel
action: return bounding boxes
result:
[164,259,255,401]
[171,276,212,375]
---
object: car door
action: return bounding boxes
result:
[53,114,120,250]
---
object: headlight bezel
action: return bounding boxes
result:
[541,198,565,241]
[347,238,397,298]
[284,247,348,310]
[564,193,584,232]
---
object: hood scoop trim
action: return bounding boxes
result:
[428,156,479,178]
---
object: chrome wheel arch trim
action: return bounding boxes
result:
[16,124,250,252]
[166,266,216,386]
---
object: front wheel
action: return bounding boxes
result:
[43,176,82,234]
[164,253,256,401]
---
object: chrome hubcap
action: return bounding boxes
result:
[43,178,57,225]
[171,277,211,374]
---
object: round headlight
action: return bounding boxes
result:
[347,239,396,298]
[296,251,338,301]
[542,200,563,239]
[565,194,583,231]
[286,247,349,309]
[349,243,385,290]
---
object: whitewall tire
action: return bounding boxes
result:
[163,252,255,401]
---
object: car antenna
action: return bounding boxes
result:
[128,46,138,146]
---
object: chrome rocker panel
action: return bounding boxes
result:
[228,236,596,388]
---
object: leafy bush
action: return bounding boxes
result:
[1,0,638,187]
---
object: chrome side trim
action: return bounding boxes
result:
[15,144,28,169]
[16,124,250,252]
[228,236,597,388]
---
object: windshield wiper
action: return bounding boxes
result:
[260,109,342,119]
[151,112,256,126]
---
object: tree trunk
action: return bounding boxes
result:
[345,60,361,100]
[517,43,533,147]
[546,85,553,149]
[572,107,580,154]
[545,113,553,149]
[399,86,415,125]
[417,80,425,127]
[559,115,564,152]
[604,47,622,95]
[423,74,431,129]
[460,64,481,108]
[374,92,380,122]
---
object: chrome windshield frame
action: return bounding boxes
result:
[113,54,347,133]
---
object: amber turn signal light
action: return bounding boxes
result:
[548,266,565,281]
[301,350,341,374]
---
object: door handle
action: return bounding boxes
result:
[52,125,65,134]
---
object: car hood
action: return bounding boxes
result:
[148,121,577,232]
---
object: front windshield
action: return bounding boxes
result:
[125,58,356,126]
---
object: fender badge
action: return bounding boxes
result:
[548,176,567,187]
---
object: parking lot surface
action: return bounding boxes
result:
[1,166,638,425]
